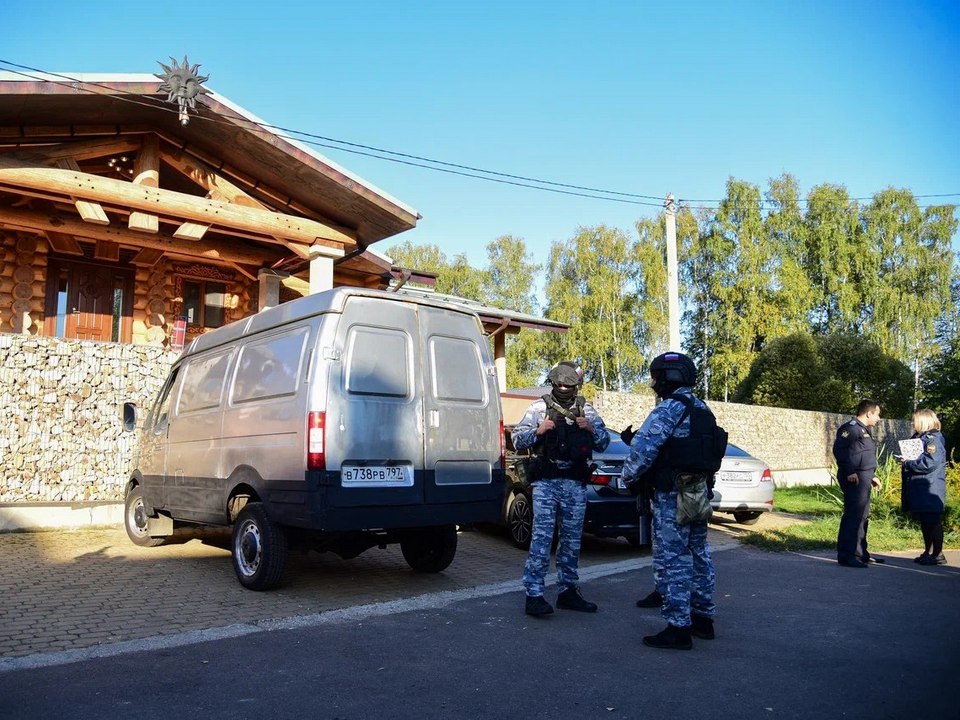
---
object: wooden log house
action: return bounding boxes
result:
[0,71,423,347]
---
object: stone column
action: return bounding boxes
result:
[257,268,284,310]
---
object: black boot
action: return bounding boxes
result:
[557,587,598,613]
[690,613,715,640]
[635,589,663,608]
[643,623,692,650]
[525,595,554,617]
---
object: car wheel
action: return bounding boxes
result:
[733,511,762,525]
[123,485,166,547]
[507,491,533,549]
[401,525,458,573]
[232,502,288,591]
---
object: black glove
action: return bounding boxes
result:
[620,425,636,445]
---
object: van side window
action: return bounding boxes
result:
[345,327,410,397]
[147,366,180,433]
[232,328,308,404]
[178,350,232,413]
[430,336,485,403]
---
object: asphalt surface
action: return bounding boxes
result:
[1,518,958,720]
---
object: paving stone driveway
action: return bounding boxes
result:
[1,524,671,659]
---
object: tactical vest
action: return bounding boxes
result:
[531,394,594,481]
[651,393,728,491]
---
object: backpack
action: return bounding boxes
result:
[659,393,728,475]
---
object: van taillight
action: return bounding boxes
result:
[499,420,505,471]
[761,468,773,482]
[307,411,325,471]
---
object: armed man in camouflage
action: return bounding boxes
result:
[512,361,610,617]
[621,352,717,650]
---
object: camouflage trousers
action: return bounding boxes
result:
[651,499,664,594]
[652,489,716,626]
[522,477,587,597]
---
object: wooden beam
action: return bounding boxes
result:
[55,158,110,226]
[0,154,355,251]
[228,262,257,281]
[11,137,142,162]
[130,248,164,266]
[129,134,160,234]
[45,231,83,255]
[173,221,209,240]
[162,151,268,210]
[0,205,279,266]
[94,240,120,261]
[276,239,312,260]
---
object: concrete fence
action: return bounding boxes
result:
[595,390,911,487]
[0,335,912,530]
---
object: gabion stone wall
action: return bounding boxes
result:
[0,336,915,504]
[0,334,176,502]
[596,390,912,472]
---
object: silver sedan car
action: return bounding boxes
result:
[710,442,774,524]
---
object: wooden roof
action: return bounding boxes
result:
[0,72,419,278]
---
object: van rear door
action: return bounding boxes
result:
[326,296,425,507]
[420,306,500,503]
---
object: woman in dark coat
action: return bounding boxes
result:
[900,409,947,566]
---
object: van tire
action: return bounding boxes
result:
[124,486,166,547]
[231,503,288,590]
[401,525,457,573]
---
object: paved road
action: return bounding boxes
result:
[2,536,957,720]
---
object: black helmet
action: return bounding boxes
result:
[547,362,582,388]
[650,352,697,387]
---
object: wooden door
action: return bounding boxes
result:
[44,257,134,343]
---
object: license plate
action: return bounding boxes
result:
[341,465,414,486]
[717,471,752,483]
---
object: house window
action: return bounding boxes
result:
[181,279,226,329]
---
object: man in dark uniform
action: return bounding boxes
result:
[833,399,883,568]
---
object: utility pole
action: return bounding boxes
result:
[665,193,681,351]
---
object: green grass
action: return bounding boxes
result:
[743,481,960,553]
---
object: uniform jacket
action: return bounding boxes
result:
[511,395,609,472]
[832,418,877,479]
[621,386,708,487]
[901,431,947,514]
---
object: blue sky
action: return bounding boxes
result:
[5,0,959,268]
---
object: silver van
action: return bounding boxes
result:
[122,287,505,590]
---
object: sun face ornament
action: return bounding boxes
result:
[155,56,211,125]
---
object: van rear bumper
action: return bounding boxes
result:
[263,470,506,531]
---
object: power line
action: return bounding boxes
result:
[1,60,957,212]
[0,60,665,207]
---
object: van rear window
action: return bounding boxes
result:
[232,328,308,404]
[430,336,485,403]
[345,327,410,397]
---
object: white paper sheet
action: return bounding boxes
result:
[898,438,923,461]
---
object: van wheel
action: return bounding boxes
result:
[506,492,533,550]
[124,486,165,547]
[232,503,288,590]
[401,525,458,573]
[733,511,762,525]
